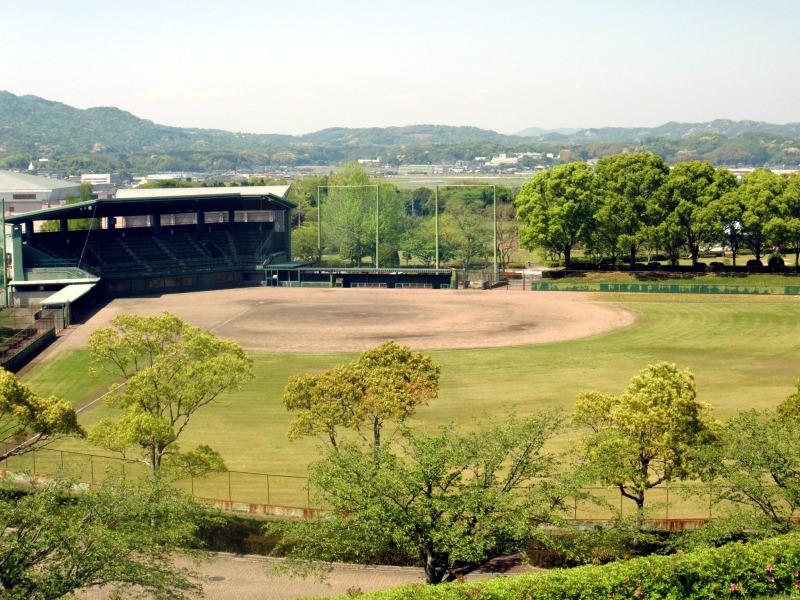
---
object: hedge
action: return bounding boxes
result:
[345,533,800,599]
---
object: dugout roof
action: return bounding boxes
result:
[5,186,295,224]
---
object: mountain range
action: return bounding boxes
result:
[1,91,799,173]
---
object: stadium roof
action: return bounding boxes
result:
[115,185,291,200]
[5,186,296,223]
[0,171,80,192]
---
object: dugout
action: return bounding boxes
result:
[264,266,455,289]
[6,186,294,304]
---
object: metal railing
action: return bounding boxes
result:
[2,442,794,527]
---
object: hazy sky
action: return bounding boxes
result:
[2,0,798,134]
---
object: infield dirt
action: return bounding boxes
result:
[50,288,635,353]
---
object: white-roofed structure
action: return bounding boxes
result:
[0,171,81,216]
[116,185,291,200]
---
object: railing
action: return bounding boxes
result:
[1,442,794,527]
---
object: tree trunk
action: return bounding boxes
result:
[372,417,381,449]
[630,245,637,270]
[690,244,699,267]
[563,245,572,268]
[424,550,445,584]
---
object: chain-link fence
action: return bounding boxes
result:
[1,442,777,526]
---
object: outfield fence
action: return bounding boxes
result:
[2,442,793,527]
[531,272,800,296]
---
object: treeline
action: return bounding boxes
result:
[515,153,800,269]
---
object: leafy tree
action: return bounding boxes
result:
[39,184,98,232]
[573,362,715,523]
[658,161,736,266]
[515,162,596,266]
[698,405,800,530]
[87,313,254,475]
[401,218,439,266]
[699,190,745,266]
[765,176,800,268]
[283,341,439,449]
[593,153,669,267]
[269,414,566,585]
[439,197,491,270]
[0,476,212,599]
[0,368,83,461]
[739,169,788,261]
[291,222,320,263]
[495,203,519,270]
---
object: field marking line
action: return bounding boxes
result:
[208,303,262,334]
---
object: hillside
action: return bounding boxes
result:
[1,91,799,173]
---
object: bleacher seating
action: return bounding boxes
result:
[26,225,278,278]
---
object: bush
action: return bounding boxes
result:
[348,532,800,599]
[709,261,725,272]
[768,255,786,272]
[746,259,763,271]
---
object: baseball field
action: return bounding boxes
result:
[15,287,800,509]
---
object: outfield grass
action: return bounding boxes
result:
[16,293,800,508]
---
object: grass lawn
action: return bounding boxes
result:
[16,293,800,509]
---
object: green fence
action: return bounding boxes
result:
[533,280,800,296]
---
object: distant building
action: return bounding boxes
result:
[80,173,112,186]
[357,158,381,165]
[0,171,81,216]
[486,154,519,167]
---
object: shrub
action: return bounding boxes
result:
[348,532,800,599]
[768,255,786,272]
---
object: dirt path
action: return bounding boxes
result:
[37,288,634,355]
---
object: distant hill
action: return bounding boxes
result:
[1,90,799,173]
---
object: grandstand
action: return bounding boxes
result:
[7,186,294,307]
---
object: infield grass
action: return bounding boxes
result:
[17,293,800,509]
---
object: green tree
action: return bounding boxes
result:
[0,476,212,599]
[594,153,669,267]
[739,169,788,262]
[573,362,715,523]
[765,176,800,268]
[658,161,737,266]
[87,313,254,475]
[283,341,439,449]
[269,414,566,585]
[291,222,320,263]
[515,162,595,266]
[0,368,83,461]
[699,190,745,266]
[439,197,491,270]
[698,405,800,530]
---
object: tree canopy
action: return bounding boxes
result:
[283,341,439,449]
[87,313,253,475]
[0,368,83,461]
[573,362,715,521]
[0,476,212,599]
[270,413,566,584]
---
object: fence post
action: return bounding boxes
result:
[60,450,64,471]
[190,475,194,496]
[573,496,577,521]
[228,471,232,502]
[665,486,669,521]
[89,455,94,486]
[266,474,270,505]
[32,449,36,477]
[122,461,126,480]
[307,483,310,507]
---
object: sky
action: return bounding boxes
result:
[2,0,798,135]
